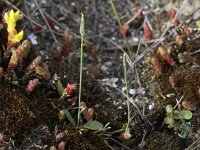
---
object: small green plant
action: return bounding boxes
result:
[77,12,85,126]
[65,108,105,131]
[119,53,132,140]
[165,105,193,138]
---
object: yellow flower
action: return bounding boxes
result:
[8,30,24,43]
[4,9,23,32]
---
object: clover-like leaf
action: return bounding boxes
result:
[179,110,192,120]
[165,117,176,128]
[83,120,103,130]
[166,105,173,114]
[178,122,191,138]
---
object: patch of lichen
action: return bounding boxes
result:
[146,131,191,150]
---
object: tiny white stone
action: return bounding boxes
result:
[105,61,112,66]
[102,78,109,82]
[101,65,108,71]
[28,34,38,45]
[129,89,136,95]
[149,103,155,110]
[122,87,126,92]
[112,83,118,88]
[54,25,60,30]
[111,78,118,83]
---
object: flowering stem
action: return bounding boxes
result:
[77,13,85,126]
[109,0,132,55]
[123,52,130,129]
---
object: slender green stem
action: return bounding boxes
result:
[109,0,132,55]
[123,52,130,129]
[78,13,85,126]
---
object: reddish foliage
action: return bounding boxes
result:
[120,128,131,140]
[143,23,153,40]
[119,24,129,36]
[91,48,98,60]
[34,22,44,37]
[172,19,180,27]
[150,57,162,72]
[168,9,176,19]
[45,16,54,30]
[65,83,77,96]
[26,78,39,92]
[61,43,71,58]
[0,67,3,74]
[163,55,175,66]
[158,46,175,66]
[26,55,42,74]
[176,35,183,46]
[134,7,144,19]
[58,141,66,150]
[183,27,190,37]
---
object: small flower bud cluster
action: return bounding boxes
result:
[7,40,30,72]
[80,101,94,121]
[26,78,39,92]
[150,46,176,72]
[65,83,77,96]
[143,23,153,40]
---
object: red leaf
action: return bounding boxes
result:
[150,57,162,72]
[119,24,129,36]
[168,9,176,19]
[134,7,144,19]
[172,19,180,27]
[176,35,183,46]
[183,27,190,37]
[143,23,153,40]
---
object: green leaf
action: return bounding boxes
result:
[83,120,103,130]
[165,117,176,128]
[55,80,64,95]
[173,110,181,120]
[122,123,128,130]
[166,105,173,114]
[178,122,191,138]
[179,110,192,120]
[65,109,76,127]
[196,20,200,29]
[178,127,189,138]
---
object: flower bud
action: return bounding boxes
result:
[119,24,129,36]
[26,78,39,92]
[143,23,153,40]
[176,35,183,46]
[150,57,162,72]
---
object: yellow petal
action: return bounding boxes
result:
[14,11,22,20]
[3,9,23,33]
[9,31,24,43]
[4,12,9,23]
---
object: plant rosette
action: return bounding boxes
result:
[121,128,132,140]
[165,105,193,138]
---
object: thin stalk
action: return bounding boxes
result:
[123,52,130,129]
[109,0,132,56]
[77,13,85,126]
